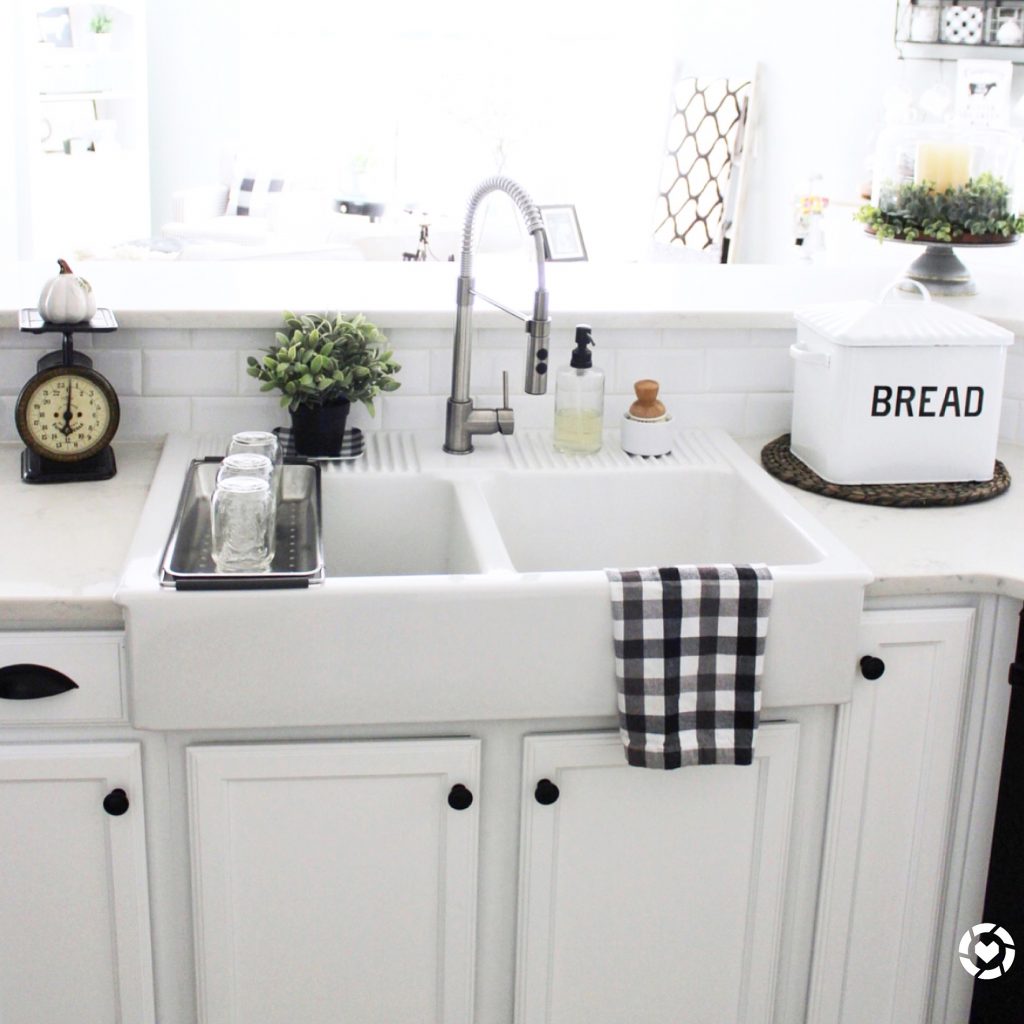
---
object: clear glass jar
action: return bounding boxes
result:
[228,430,283,501]
[211,476,275,573]
[217,452,274,485]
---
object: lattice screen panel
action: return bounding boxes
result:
[654,77,752,258]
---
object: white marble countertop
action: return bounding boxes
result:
[3,433,1024,631]
[3,261,1024,333]
[0,442,161,629]
[742,436,1024,601]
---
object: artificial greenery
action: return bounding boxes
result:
[89,13,113,33]
[247,312,400,414]
[856,172,1024,244]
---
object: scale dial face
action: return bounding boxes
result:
[15,365,119,462]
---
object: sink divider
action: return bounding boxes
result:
[452,480,518,574]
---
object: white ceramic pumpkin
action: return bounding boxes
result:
[39,258,97,324]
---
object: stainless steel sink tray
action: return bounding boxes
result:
[159,458,324,590]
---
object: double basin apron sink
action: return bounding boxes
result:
[117,430,871,730]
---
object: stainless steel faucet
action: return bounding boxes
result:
[444,177,550,454]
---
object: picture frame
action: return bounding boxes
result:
[37,7,73,47]
[538,205,588,262]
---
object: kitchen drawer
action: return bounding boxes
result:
[0,632,125,725]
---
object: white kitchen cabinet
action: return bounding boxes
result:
[515,724,801,1024]
[807,607,975,1024]
[188,737,481,1024]
[0,740,155,1024]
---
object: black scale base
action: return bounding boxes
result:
[21,447,117,484]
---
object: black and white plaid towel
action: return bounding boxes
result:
[605,565,773,769]
[273,426,365,461]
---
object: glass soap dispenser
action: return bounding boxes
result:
[553,324,604,454]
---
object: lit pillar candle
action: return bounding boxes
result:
[915,142,972,192]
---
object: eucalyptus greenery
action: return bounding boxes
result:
[247,312,401,414]
[90,13,113,32]
[856,173,1024,244]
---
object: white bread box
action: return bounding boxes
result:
[791,281,1013,485]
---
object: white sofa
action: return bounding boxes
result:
[160,183,373,260]
[160,183,472,262]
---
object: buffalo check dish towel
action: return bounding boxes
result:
[605,564,773,769]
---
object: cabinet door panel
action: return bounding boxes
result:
[189,738,480,1024]
[808,608,973,1024]
[0,742,154,1024]
[516,724,800,1024]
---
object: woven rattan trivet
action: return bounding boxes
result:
[761,434,1010,508]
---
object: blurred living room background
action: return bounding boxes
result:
[2,0,1024,267]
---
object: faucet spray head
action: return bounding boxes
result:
[525,288,550,395]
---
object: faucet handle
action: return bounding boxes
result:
[497,370,514,435]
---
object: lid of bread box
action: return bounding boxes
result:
[795,279,1013,349]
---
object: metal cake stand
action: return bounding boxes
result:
[883,236,1019,298]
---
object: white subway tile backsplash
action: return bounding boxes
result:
[476,328,529,349]
[744,393,793,438]
[594,328,663,350]
[0,396,17,440]
[430,347,525,396]
[663,328,750,348]
[385,328,451,350]
[1003,354,1024,399]
[144,350,238,396]
[192,328,266,351]
[191,397,286,435]
[96,350,143,396]
[389,349,431,395]
[1001,397,1020,442]
[112,328,190,349]
[0,348,139,397]
[747,329,797,348]
[380,395,446,431]
[119,397,192,439]
[0,350,45,394]
[660,393,747,434]
[4,329,59,349]
[614,349,705,394]
[49,325,810,440]
[706,347,794,393]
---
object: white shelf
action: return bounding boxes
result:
[897,41,1024,61]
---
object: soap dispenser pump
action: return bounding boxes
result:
[553,324,605,454]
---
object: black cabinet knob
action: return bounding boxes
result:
[447,784,473,811]
[860,655,886,680]
[0,664,78,700]
[534,778,560,805]
[103,788,129,816]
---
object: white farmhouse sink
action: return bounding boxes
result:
[320,476,494,577]
[479,469,823,573]
[117,431,871,730]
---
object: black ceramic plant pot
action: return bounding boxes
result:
[290,398,351,457]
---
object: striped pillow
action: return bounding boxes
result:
[228,175,285,217]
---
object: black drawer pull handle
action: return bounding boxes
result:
[534,778,560,805]
[103,789,129,816]
[0,664,78,700]
[447,784,473,811]
[860,656,886,681]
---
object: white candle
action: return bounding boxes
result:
[915,142,972,192]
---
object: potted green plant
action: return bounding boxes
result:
[247,311,400,456]
[89,12,114,33]
[856,172,1024,244]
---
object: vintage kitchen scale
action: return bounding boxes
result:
[15,307,121,483]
